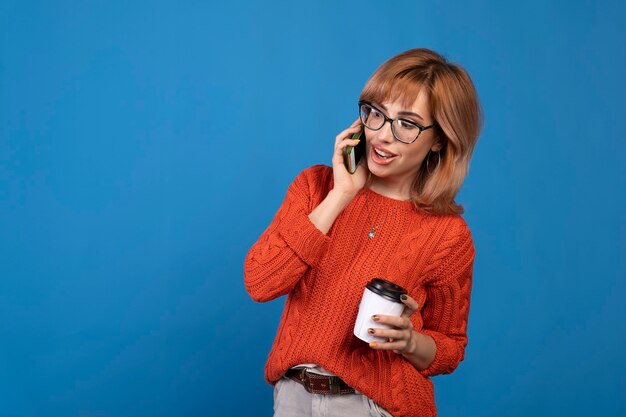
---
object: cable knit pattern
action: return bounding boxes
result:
[244,165,476,417]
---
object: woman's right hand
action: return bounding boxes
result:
[307,119,369,234]
[331,118,369,199]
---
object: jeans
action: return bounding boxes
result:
[273,377,393,417]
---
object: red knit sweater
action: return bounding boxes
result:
[244,165,475,417]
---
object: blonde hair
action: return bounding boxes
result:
[359,48,482,215]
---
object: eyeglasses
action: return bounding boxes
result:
[358,101,435,144]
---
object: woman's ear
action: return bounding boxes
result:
[430,137,443,152]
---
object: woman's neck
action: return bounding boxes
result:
[368,175,413,201]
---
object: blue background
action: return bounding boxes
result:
[1,0,624,416]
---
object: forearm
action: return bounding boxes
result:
[244,240,310,302]
[245,168,335,301]
[401,331,437,371]
[308,189,356,234]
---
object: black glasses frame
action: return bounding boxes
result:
[358,101,435,144]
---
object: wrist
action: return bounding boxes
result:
[328,188,357,209]
[400,331,437,372]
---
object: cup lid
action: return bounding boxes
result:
[366,278,407,303]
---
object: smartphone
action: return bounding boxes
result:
[343,127,366,174]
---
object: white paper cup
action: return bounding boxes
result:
[353,278,407,343]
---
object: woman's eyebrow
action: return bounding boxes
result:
[377,102,425,122]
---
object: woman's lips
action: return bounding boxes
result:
[370,146,398,165]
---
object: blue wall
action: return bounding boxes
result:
[1,1,624,416]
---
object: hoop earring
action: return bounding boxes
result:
[426,151,441,175]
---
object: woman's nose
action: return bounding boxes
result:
[378,120,395,143]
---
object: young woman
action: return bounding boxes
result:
[244,48,482,417]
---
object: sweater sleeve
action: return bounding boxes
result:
[418,217,476,378]
[244,165,331,303]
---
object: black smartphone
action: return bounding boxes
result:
[343,127,366,174]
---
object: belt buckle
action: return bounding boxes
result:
[329,376,340,395]
[299,368,312,394]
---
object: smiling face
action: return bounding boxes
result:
[365,89,441,198]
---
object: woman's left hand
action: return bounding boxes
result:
[368,294,420,355]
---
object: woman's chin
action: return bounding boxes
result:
[367,158,418,189]
[367,158,391,178]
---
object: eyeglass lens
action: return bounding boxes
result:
[359,104,420,143]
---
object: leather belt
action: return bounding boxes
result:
[285,368,356,395]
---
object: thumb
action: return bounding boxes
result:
[400,294,419,318]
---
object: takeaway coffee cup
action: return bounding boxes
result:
[353,278,408,343]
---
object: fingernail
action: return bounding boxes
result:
[371,315,379,321]
[369,342,377,348]
[353,139,360,143]
[368,328,375,335]
[400,294,407,301]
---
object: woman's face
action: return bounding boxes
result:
[365,90,441,189]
